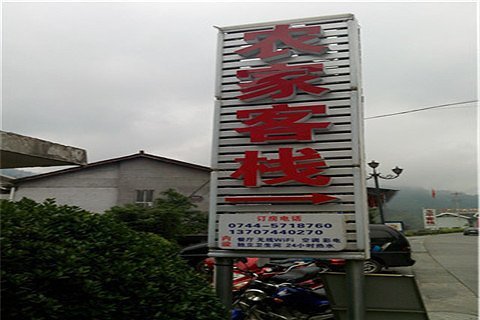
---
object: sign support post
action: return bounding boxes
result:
[214,257,233,310]
[346,260,366,320]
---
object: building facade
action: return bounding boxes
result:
[12,151,211,213]
[436,211,478,229]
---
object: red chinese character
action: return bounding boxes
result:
[291,215,302,221]
[279,216,290,222]
[235,24,328,62]
[237,63,328,102]
[257,215,267,222]
[267,216,278,221]
[231,148,331,187]
[236,104,332,143]
[231,151,267,187]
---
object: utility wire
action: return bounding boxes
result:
[365,100,478,120]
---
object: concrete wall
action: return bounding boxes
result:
[13,165,120,213]
[0,130,87,168]
[0,194,11,200]
[116,158,210,211]
[13,187,118,213]
[436,216,470,228]
[13,157,211,213]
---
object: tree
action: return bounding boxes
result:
[1,198,227,320]
[105,189,208,241]
[369,207,381,224]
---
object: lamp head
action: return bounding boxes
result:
[368,161,379,169]
[392,166,403,176]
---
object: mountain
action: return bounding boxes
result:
[0,169,36,178]
[382,187,478,230]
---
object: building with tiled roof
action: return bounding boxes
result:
[12,151,211,213]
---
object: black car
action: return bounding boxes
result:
[463,226,479,235]
[180,224,415,274]
[365,224,415,273]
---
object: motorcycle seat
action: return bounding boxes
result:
[267,258,314,268]
[268,258,299,264]
[270,266,321,283]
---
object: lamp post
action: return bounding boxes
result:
[367,161,403,224]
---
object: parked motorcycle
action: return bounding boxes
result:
[231,264,334,320]
[182,252,334,319]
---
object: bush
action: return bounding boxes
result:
[404,227,464,236]
[1,198,227,320]
[105,189,208,241]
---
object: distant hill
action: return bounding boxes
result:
[383,187,478,230]
[0,169,36,178]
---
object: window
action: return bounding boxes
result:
[136,190,154,207]
[370,229,395,246]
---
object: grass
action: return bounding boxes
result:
[404,227,465,237]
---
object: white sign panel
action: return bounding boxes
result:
[423,209,437,229]
[219,214,347,251]
[385,222,404,232]
[209,14,369,258]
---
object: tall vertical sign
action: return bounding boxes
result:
[209,14,369,260]
[423,209,437,229]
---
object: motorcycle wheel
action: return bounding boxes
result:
[239,303,334,320]
[308,312,335,319]
[241,305,271,320]
[363,259,382,274]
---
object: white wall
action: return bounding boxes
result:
[436,216,469,228]
[13,187,118,213]
[12,157,211,213]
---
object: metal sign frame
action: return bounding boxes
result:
[209,14,369,260]
[321,272,429,320]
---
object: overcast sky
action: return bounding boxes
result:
[2,1,478,195]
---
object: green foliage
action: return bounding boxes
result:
[404,227,464,236]
[105,189,208,241]
[368,208,381,224]
[0,198,227,320]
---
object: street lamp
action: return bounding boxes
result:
[367,161,403,224]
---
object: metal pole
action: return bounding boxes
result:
[346,260,366,320]
[372,169,385,224]
[214,257,233,310]
[9,186,16,201]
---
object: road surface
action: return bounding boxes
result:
[407,233,478,320]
